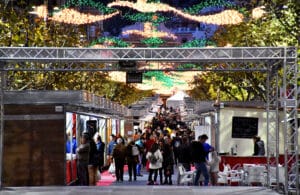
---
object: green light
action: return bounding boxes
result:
[183,0,235,15]
[64,0,116,14]
[124,13,169,26]
[90,37,130,47]
[141,37,164,47]
[181,39,216,47]
[143,71,185,87]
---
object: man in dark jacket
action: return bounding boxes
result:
[190,135,209,186]
[112,138,127,182]
[253,135,265,156]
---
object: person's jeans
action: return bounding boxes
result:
[115,159,125,181]
[148,169,158,182]
[128,162,137,180]
[136,163,141,175]
[136,154,142,175]
[194,162,209,186]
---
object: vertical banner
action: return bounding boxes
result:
[72,113,76,137]
[120,120,125,137]
[194,125,211,145]
[98,118,106,142]
[111,119,117,136]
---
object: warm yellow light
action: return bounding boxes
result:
[123,23,177,39]
[51,8,119,25]
[252,6,266,19]
[32,6,119,25]
[108,1,244,25]
[123,30,177,39]
[31,5,48,19]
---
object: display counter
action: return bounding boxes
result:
[220,155,285,171]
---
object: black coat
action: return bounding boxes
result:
[190,141,206,163]
[178,143,192,164]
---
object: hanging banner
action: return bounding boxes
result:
[194,125,211,144]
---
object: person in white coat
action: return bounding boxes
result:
[146,142,163,185]
[208,151,221,185]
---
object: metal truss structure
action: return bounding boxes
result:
[0,47,298,193]
[0,47,290,71]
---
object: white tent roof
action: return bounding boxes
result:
[167,91,189,101]
[166,91,190,110]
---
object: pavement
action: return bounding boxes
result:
[0,186,280,195]
[0,165,281,195]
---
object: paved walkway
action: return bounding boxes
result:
[0,165,280,195]
[0,186,280,195]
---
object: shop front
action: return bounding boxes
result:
[3,90,127,186]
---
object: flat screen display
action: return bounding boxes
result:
[232,116,258,138]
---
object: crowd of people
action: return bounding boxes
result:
[68,103,265,186]
[73,105,223,186]
[70,104,266,187]
[76,106,222,186]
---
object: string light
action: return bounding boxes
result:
[122,22,177,39]
[32,1,244,26]
[32,5,119,25]
[30,5,48,20]
[108,0,244,25]
[123,29,177,39]
[251,6,266,19]
[51,8,119,24]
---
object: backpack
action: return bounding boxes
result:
[149,153,158,164]
[132,145,140,156]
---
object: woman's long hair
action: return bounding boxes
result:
[150,142,159,153]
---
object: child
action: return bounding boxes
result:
[208,151,221,185]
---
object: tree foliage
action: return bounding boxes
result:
[190,0,299,101]
[0,1,152,106]
[189,71,267,101]
[213,1,299,47]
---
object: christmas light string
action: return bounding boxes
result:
[107,0,244,25]
[31,5,119,25]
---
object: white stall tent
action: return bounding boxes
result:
[166,91,190,111]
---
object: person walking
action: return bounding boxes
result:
[161,139,174,185]
[207,151,221,186]
[190,135,209,186]
[126,140,139,181]
[112,138,127,182]
[171,132,182,165]
[105,134,117,170]
[146,142,163,185]
[201,134,214,160]
[95,134,105,173]
[135,136,145,176]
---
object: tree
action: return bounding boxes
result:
[0,1,151,106]
[189,71,267,101]
[190,1,299,101]
[212,2,298,47]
